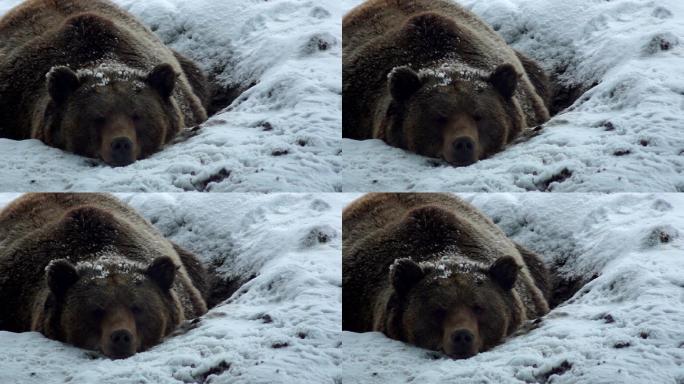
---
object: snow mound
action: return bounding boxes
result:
[0,0,343,192]
[0,193,344,384]
[343,193,684,383]
[342,0,684,192]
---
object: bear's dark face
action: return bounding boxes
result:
[43,256,181,359]
[385,65,522,167]
[386,256,521,359]
[44,64,181,167]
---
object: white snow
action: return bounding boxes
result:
[70,62,148,90]
[342,0,684,192]
[0,193,344,384]
[342,193,684,383]
[0,0,343,192]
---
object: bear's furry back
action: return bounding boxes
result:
[342,193,549,332]
[0,193,207,332]
[342,0,549,140]
[0,0,207,140]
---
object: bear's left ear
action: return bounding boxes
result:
[489,64,519,99]
[47,259,80,298]
[47,67,81,104]
[146,256,177,291]
[389,66,423,102]
[390,258,425,296]
[146,64,177,99]
[488,256,520,290]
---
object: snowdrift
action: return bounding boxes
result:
[0,0,343,192]
[342,193,684,383]
[342,0,684,192]
[0,193,344,384]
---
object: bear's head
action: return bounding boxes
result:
[384,64,523,167]
[384,255,523,359]
[42,255,182,359]
[43,63,182,166]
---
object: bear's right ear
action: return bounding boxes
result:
[489,256,520,290]
[46,259,80,298]
[390,258,425,296]
[489,64,519,99]
[47,67,81,104]
[389,66,422,102]
[146,64,178,99]
[146,256,177,291]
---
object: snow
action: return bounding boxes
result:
[342,193,684,383]
[0,193,344,384]
[0,0,343,192]
[69,63,149,90]
[342,0,684,192]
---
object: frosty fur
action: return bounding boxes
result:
[343,0,550,165]
[0,193,207,358]
[0,0,208,165]
[342,193,550,358]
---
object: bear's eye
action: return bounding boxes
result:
[93,117,107,126]
[472,305,485,315]
[91,308,106,319]
[434,115,449,125]
[432,308,447,320]
[473,115,483,122]
[131,114,141,122]
[131,305,143,315]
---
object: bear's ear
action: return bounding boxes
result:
[389,66,422,102]
[146,64,177,99]
[146,256,177,291]
[489,256,520,290]
[390,258,425,296]
[47,67,81,104]
[46,259,80,298]
[489,64,519,99]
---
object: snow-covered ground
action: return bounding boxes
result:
[0,193,343,384]
[1,193,683,384]
[342,193,684,383]
[342,0,684,192]
[0,0,342,192]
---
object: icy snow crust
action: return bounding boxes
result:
[0,0,342,192]
[342,0,684,192]
[0,193,343,384]
[343,193,684,384]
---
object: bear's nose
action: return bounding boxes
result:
[110,137,134,166]
[450,137,477,166]
[452,137,475,154]
[450,329,474,351]
[109,329,134,357]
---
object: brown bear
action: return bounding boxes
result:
[343,0,551,166]
[0,0,209,166]
[0,193,208,359]
[343,193,550,358]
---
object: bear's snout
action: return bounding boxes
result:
[441,115,480,167]
[110,137,135,167]
[100,306,139,359]
[450,137,477,166]
[108,329,135,359]
[99,116,140,167]
[442,307,480,359]
[448,329,476,358]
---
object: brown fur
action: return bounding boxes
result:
[343,193,550,358]
[0,0,209,166]
[343,0,550,166]
[0,193,208,359]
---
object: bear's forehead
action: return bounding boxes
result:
[74,249,147,282]
[419,257,488,284]
[74,62,148,91]
[417,62,489,91]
